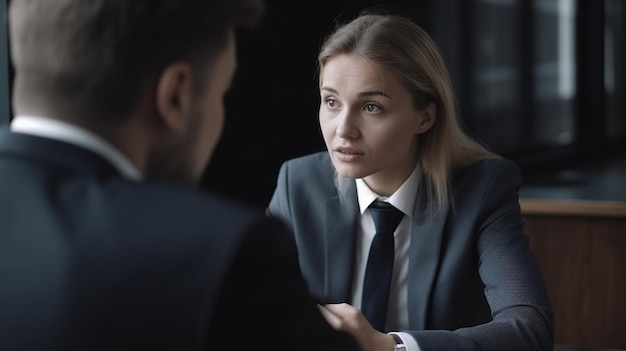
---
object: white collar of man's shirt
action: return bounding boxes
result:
[355,165,420,218]
[10,115,142,180]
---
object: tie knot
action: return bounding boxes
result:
[369,201,403,234]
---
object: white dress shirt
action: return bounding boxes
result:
[352,165,421,351]
[10,115,141,180]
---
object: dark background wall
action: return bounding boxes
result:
[0,0,9,127]
[201,0,433,209]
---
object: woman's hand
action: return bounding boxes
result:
[318,303,396,351]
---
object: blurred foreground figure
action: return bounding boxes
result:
[0,1,361,350]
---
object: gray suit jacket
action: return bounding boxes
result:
[268,151,553,351]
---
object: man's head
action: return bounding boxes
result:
[9,0,263,184]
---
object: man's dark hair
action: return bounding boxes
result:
[9,0,263,124]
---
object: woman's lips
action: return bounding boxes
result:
[333,147,364,162]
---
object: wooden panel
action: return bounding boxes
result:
[524,215,626,349]
[520,199,626,218]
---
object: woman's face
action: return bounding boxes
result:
[319,54,434,195]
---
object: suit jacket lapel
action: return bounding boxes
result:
[323,178,359,303]
[407,186,449,329]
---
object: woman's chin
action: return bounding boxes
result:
[333,164,368,180]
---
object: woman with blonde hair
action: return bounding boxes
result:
[268,11,553,351]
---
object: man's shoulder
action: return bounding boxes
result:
[87,179,289,275]
[108,179,268,229]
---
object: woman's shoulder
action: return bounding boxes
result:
[277,151,338,193]
[467,157,519,172]
[281,151,334,176]
[454,157,521,187]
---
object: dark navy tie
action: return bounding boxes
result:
[361,200,404,332]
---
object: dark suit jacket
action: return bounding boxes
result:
[268,151,554,351]
[0,130,360,351]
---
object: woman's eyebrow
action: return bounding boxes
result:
[358,90,392,99]
[321,86,392,99]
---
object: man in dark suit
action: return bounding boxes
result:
[0,1,361,350]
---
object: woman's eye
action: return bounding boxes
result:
[364,104,381,113]
[326,98,339,109]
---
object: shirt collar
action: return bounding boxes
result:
[356,165,420,218]
[10,115,142,180]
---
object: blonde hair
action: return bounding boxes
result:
[318,12,499,213]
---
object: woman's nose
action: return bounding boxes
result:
[336,109,359,139]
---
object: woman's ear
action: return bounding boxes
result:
[155,62,192,135]
[415,102,437,134]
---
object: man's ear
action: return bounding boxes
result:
[415,102,437,134]
[155,62,193,135]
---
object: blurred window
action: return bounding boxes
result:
[431,0,625,167]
